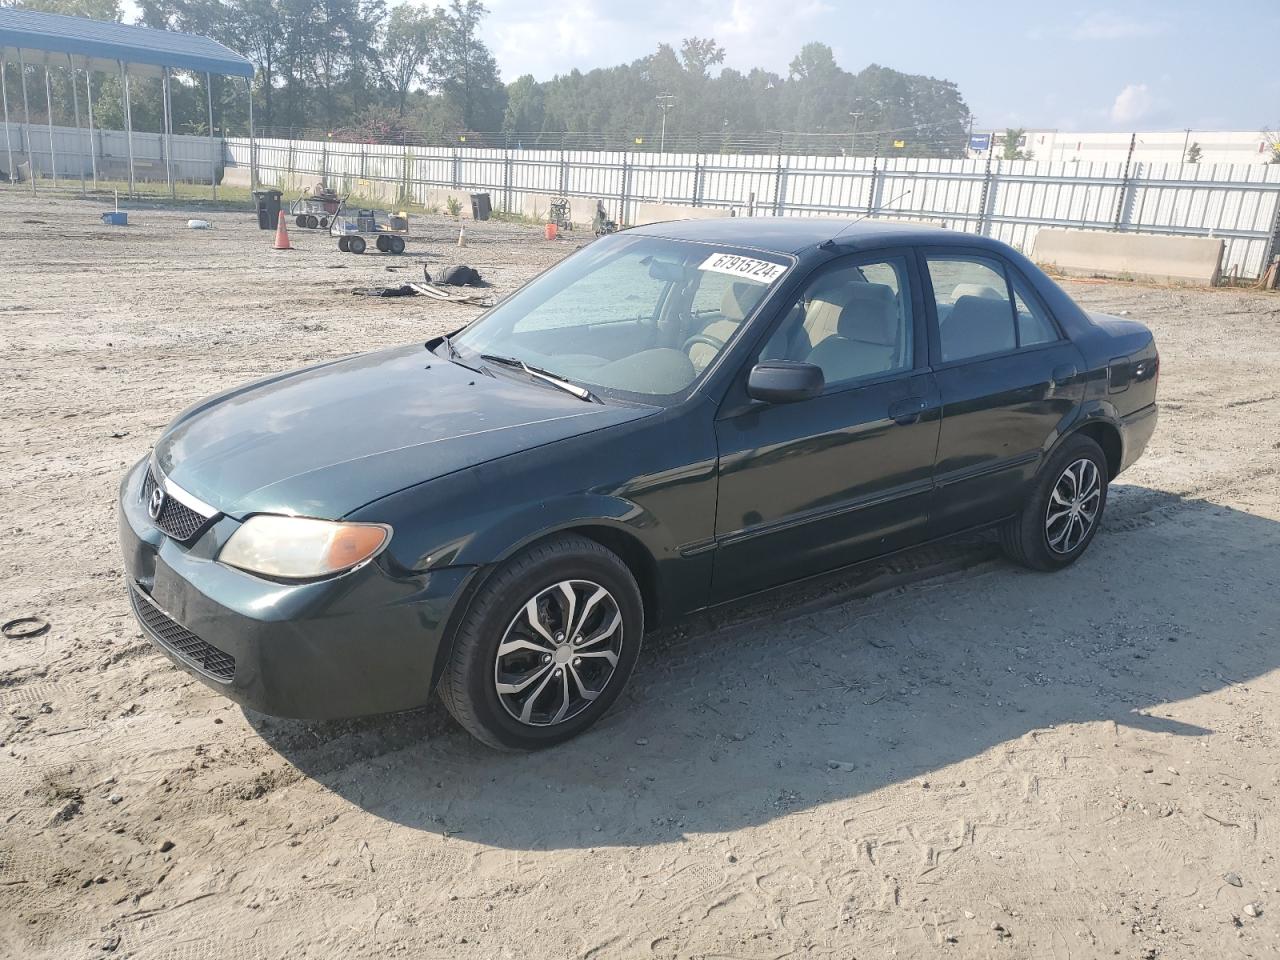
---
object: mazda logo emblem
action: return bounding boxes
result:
[148,485,166,520]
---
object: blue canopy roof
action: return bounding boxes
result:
[0,8,254,78]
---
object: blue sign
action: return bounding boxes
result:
[969,133,992,152]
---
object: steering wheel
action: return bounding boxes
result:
[682,333,726,355]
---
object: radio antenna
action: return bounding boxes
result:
[821,187,914,247]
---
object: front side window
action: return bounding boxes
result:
[453,236,790,402]
[759,256,914,387]
[928,255,1059,362]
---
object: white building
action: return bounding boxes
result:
[970,129,1279,166]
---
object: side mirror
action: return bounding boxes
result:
[746,361,825,404]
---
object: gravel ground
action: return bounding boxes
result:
[2,191,1279,960]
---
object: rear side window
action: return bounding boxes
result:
[927,255,1060,362]
[1011,275,1058,346]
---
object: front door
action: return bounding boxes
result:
[920,249,1087,535]
[711,252,940,601]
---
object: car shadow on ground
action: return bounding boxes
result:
[246,485,1280,850]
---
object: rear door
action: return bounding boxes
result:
[710,251,940,601]
[922,249,1086,535]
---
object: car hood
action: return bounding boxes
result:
[154,344,653,518]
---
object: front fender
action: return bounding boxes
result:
[347,403,720,622]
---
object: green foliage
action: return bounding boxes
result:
[4,0,122,19]
[385,3,437,115]
[1,0,970,158]
[503,41,970,156]
[1001,128,1033,161]
[444,194,461,217]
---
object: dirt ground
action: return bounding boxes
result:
[1,190,1279,960]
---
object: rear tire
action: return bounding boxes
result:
[1001,434,1108,571]
[348,236,366,254]
[438,534,644,750]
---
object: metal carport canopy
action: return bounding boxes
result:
[0,7,253,78]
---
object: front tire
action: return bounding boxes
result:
[1001,434,1108,571]
[438,534,644,750]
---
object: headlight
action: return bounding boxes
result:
[218,515,391,580]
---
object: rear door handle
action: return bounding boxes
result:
[888,396,927,425]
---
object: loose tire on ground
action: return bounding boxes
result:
[1000,433,1109,571]
[437,534,644,750]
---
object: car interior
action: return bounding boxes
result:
[759,263,913,386]
[459,244,1058,400]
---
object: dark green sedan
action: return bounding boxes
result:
[119,218,1158,749]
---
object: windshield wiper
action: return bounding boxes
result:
[480,354,601,403]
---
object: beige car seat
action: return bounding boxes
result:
[688,282,756,373]
[805,282,900,382]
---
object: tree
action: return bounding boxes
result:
[432,0,504,130]
[503,74,545,134]
[384,3,437,115]
[1001,128,1033,160]
[679,36,725,80]
[4,0,122,19]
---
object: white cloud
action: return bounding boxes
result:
[1110,83,1154,125]
[1073,12,1166,40]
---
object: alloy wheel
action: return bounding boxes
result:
[1045,458,1101,554]
[493,579,623,726]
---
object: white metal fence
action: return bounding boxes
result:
[1,121,221,184]
[231,136,1280,280]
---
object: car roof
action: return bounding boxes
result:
[624,216,1005,257]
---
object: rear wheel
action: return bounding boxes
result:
[376,234,390,252]
[305,214,320,229]
[388,235,405,255]
[295,214,307,228]
[437,534,644,750]
[337,236,350,252]
[1001,434,1108,571]
[348,235,366,254]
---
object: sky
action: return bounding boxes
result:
[479,0,1280,132]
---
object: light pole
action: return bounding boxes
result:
[656,94,675,152]
[848,111,864,156]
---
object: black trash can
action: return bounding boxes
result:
[470,192,492,221]
[253,189,283,230]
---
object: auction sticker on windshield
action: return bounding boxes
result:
[699,252,787,285]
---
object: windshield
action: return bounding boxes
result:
[451,235,791,402]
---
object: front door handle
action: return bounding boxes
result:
[1049,363,1078,393]
[888,396,927,425]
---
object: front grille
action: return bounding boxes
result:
[129,584,236,683]
[141,467,213,542]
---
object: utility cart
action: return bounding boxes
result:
[290,185,345,230]
[328,201,410,254]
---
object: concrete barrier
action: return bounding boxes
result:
[1033,228,1224,286]
[518,194,611,227]
[633,202,728,226]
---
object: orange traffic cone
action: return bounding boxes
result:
[273,210,292,250]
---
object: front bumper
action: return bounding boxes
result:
[117,458,475,719]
